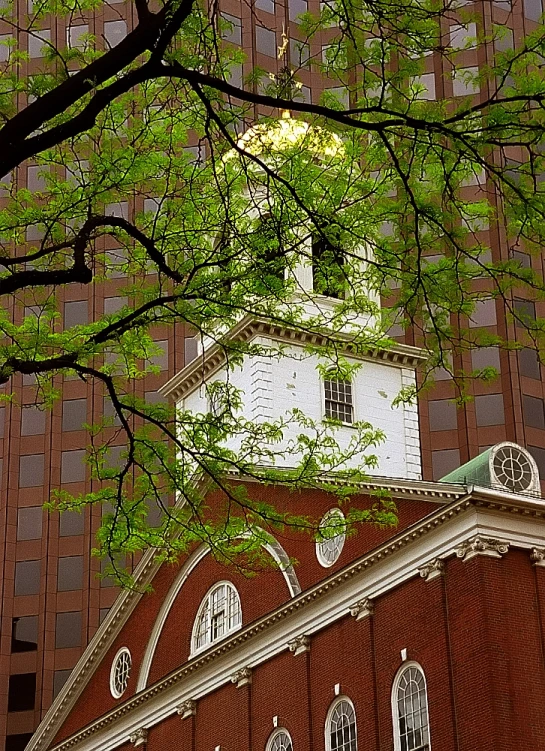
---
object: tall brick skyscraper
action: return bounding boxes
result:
[0,0,544,749]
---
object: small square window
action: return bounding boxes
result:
[55,611,82,648]
[411,73,436,100]
[469,299,497,328]
[255,26,276,57]
[62,399,87,432]
[524,0,543,21]
[289,0,307,21]
[21,405,46,435]
[53,669,71,698]
[428,400,457,431]
[61,449,86,483]
[105,248,127,279]
[432,448,461,480]
[17,507,42,541]
[105,201,128,219]
[149,339,168,371]
[471,347,501,373]
[57,556,83,591]
[449,22,477,49]
[11,616,38,653]
[64,300,88,328]
[523,395,545,429]
[220,13,242,44]
[453,67,480,97]
[66,24,88,49]
[290,38,310,68]
[519,348,541,380]
[5,735,34,751]
[59,510,85,537]
[324,378,353,423]
[255,0,274,11]
[8,673,36,711]
[28,29,51,58]
[104,296,128,315]
[14,560,41,596]
[19,454,44,488]
[475,394,505,426]
[104,20,127,48]
[514,298,536,327]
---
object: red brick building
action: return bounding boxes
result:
[23,464,545,751]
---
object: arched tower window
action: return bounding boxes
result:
[191,581,242,654]
[392,663,430,751]
[326,697,357,751]
[266,729,293,751]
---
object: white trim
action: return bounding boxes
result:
[110,648,132,700]
[391,661,431,751]
[266,727,293,751]
[190,580,242,657]
[136,538,300,691]
[325,696,357,751]
[316,508,346,568]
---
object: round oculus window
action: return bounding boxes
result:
[316,508,346,568]
[110,647,132,699]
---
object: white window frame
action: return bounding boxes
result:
[266,728,293,751]
[391,661,431,751]
[322,375,354,424]
[325,696,358,751]
[190,580,242,656]
[316,508,346,568]
[109,646,132,699]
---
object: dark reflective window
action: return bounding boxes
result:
[8,673,36,711]
[468,299,496,328]
[514,298,536,327]
[99,607,110,624]
[100,555,126,588]
[59,510,85,537]
[103,396,122,426]
[17,507,42,541]
[475,394,505,426]
[19,454,44,488]
[312,233,345,299]
[53,669,71,699]
[5,734,33,751]
[57,556,83,591]
[11,616,38,653]
[428,400,457,431]
[14,560,40,596]
[61,450,86,483]
[519,348,541,380]
[529,445,545,478]
[523,395,545,429]
[431,449,461,480]
[55,611,82,648]
[20,405,46,436]
[62,399,87,432]
[64,300,88,328]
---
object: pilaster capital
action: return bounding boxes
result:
[455,535,509,562]
[231,667,252,688]
[531,547,545,567]
[418,558,445,581]
[177,699,197,719]
[129,728,148,747]
[349,598,374,620]
[288,634,310,656]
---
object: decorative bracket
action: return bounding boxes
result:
[418,558,445,582]
[349,598,374,621]
[231,667,252,688]
[455,536,509,562]
[177,699,197,720]
[288,635,310,656]
[129,728,148,748]
[531,548,545,567]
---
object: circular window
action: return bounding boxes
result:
[110,647,132,699]
[316,508,346,568]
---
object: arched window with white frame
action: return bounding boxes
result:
[191,581,242,655]
[266,729,293,751]
[326,697,357,751]
[392,662,431,751]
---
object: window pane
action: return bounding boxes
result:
[21,405,46,435]
[221,13,242,44]
[28,29,50,58]
[470,347,501,373]
[61,449,86,483]
[57,556,83,591]
[104,20,127,47]
[5,734,33,751]
[528,445,545,478]
[428,400,457,431]
[255,0,274,11]
[19,454,44,487]
[514,298,536,327]
[524,0,543,20]
[62,399,87,432]
[53,669,71,698]
[255,26,276,56]
[523,395,545,429]
[475,394,505,426]
[55,611,82,648]
[64,301,88,328]
[432,448,460,480]
[469,299,496,327]
[17,507,42,540]
[11,616,38,653]
[14,560,41,596]
[519,348,541,379]
[289,0,307,20]
[8,673,36,711]
[104,296,128,315]
[59,510,85,537]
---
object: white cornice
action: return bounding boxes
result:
[33,489,545,751]
[158,316,427,402]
